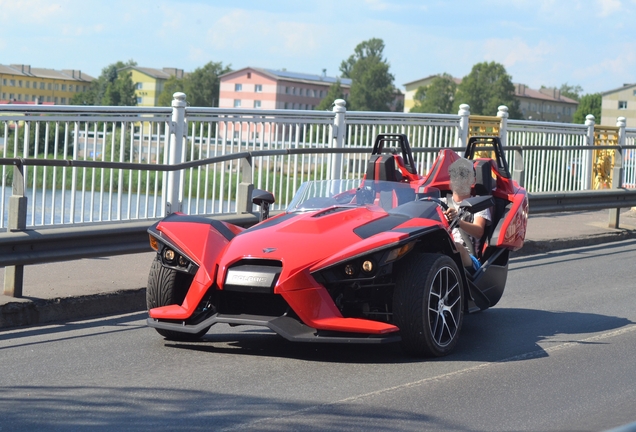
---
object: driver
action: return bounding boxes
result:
[442,158,491,271]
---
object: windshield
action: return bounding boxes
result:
[286,179,429,212]
[286,179,362,212]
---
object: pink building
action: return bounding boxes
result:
[219,67,351,110]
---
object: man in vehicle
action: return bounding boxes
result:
[442,158,491,271]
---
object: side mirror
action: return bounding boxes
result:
[252,189,275,221]
[458,196,494,214]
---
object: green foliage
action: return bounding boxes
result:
[573,93,601,124]
[315,80,347,111]
[157,61,232,107]
[70,60,138,106]
[410,73,457,114]
[453,61,522,118]
[559,83,584,101]
[340,38,396,112]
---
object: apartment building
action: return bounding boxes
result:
[118,66,185,107]
[601,83,636,127]
[515,84,578,122]
[219,67,351,110]
[0,64,94,105]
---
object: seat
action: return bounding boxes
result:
[364,154,414,210]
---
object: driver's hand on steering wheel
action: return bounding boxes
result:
[444,208,457,223]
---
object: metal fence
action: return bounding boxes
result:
[1,95,635,230]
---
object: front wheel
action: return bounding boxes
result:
[146,256,209,341]
[393,253,464,357]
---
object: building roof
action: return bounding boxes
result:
[515,84,578,104]
[118,66,185,80]
[221,67,351,86]
[402,74,461,87]
[601,83,636,96]
[0,64,94,81]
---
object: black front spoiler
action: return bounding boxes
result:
[147,313,401,344]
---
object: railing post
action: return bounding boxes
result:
[4,162,27,297]
[583,114,595,190]
[609,117,627,228]
[497,105,508,147]
[330,99,346,180]
[166,92,187,215]
[457,104,470,148]
[236,155,254,214]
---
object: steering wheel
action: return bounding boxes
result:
[420,196,449,211]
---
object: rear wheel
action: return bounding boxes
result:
[393,253,464,357]
[146,256,209,341]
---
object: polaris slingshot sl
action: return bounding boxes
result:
[146,135,528,357]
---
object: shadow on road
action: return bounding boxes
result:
[162,308,633,365]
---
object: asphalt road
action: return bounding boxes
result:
[1,240,636,431]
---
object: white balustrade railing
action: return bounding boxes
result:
[1,95,634,229]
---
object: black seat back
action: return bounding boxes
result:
[366,154,402,182]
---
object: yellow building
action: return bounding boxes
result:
[402,74,462,113]
[601,83,636,127]
[119,66,185,107]
[0,64,94,105]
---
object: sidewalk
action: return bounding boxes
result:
[2,208,636,329]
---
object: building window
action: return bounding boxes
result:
[234,99,241,107]
[254,100,261,108]
[18,80,22,87]
[69,85,74,92]
[47,83,52,90]
[2,79,5,85]
[619,101,627,109]
[247,72,251,79]
[40,82,45,89]
[235,83,242,92]
[135,83,143,90]
[285,87,290,94]
[26,81,30,88]
[137,97,143,104]
[61,97,66,104]
[255,84,262,93]
[9,79,15,86]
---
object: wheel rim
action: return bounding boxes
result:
[427,265,461,347]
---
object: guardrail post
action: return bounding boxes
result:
[330,99,346,180]
[583,114,595,190]
[236,155,254,214]
[4,162,27,297]
[497,105,508,147]
[166,92,187,215]
[609,117,627,228]
[457,104,470,147]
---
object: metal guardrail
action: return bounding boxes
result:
[3,140,636,297]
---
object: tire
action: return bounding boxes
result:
[146,256,209,341]
[393,253,464,357]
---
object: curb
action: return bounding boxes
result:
[2,231,636,331]
[0,288,146,330]
[512,230,636,257]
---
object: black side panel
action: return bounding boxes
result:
[161,214,236,241]
[388,200,442,221]
[354,215,409,239]
[242,212,296,233]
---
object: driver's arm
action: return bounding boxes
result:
[457,216,486,239]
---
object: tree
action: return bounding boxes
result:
[157,61,232,107]
[315,80,347,111]
[559,83,584,101]
[157,75,188,106]
[453,61,521,118]
[573,93,601,124]
[410,73,457,114]
[71,60,138,106]
[340,38,396,111]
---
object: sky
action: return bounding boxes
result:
[0,0,635,95]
